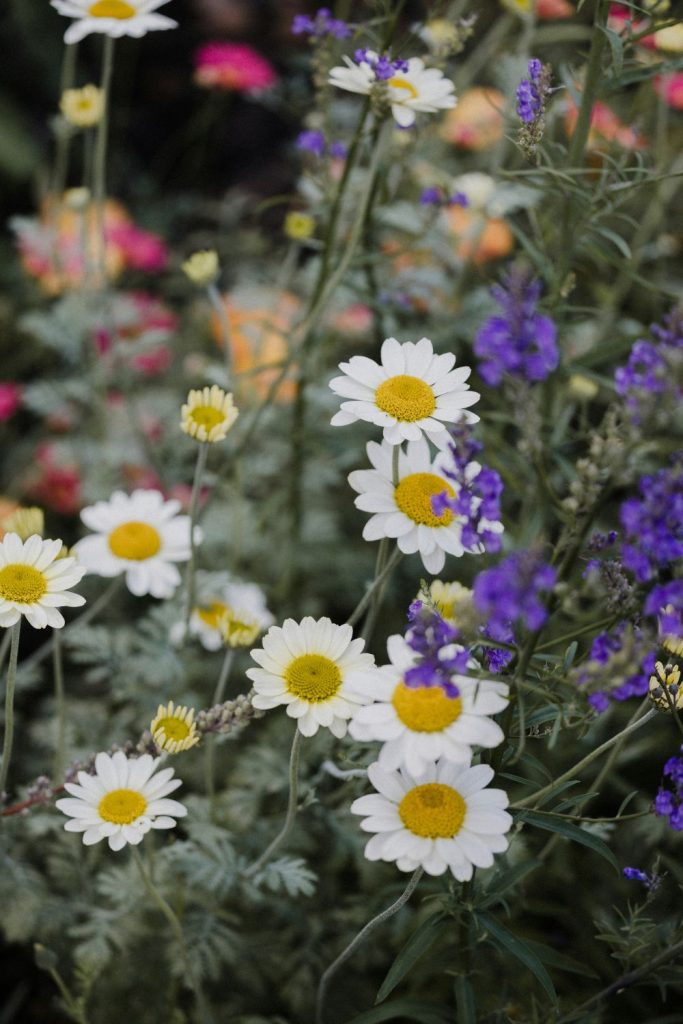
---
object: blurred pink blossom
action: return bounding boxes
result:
[194,42,277,93]
[654,73,683,110]
[0,384,21,421]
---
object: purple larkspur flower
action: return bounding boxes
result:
[615,307,683,421]
[623,866,649,883]
[432,424,504,554]
[619,461,683,583]
[296,130,326,156]
[474,267,559,386]
[404,602,468,697]
[473,549,556,635]
[292,8,351,39]
[655,745,683,831]
[516,58,544,124]
[480,618,515,673]
[329,140,347,158]
[420,186,444,206]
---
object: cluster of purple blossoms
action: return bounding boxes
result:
[584,623,655,711]
[431,424,504,554]
[354,49,409,80]
[614,307,683,422]
[645,580,683,650]
[516,58,546,123]
[623,866,658,889]
[473,549,556,638]
[419,187,469,208]
[404,601,468,698]
[473,267,559,387]
[292,8,351,39]
[480,619,515,674]
[296,130,347,159]
[619,460,683,583]
[654,745,683,831]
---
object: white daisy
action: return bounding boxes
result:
[0,534,86,630]
[51,0,178,45]
[349,634,509,775]
[246,617,376,737]
[330,337,479,446]
[351,759,511,880]
[73,489,195,599]
[180,385,239,444]
[171,576,274,651]
[328,53,456,128]
[348,437,503,574]
[56,750,187,852]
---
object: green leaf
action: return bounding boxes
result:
[516,810,620,872]
[523,939,600,979]
[376,914,449,1003]
[599,25,624,76]
[345,998,453,1024]
[591,225,632,260]
[480,860,543,909]
[454,975,477,1024]
[562,642,578,673]
[475,911,557,1003]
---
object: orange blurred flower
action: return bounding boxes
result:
[565,97,647,151]
[0,500,21,540]
[536,0,574,18]
[440,87,506,151]
[444,206,514,265]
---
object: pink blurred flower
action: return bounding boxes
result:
[654,73,683,110]
[607,4,656,49]
[194,42,277,93]
[131,346,173,376]
[30,445,81,516]
[536,0,574,19]
[109,224,169,272]
[0,384,21,421]
[95,292,177,376]
[332,303,374,337]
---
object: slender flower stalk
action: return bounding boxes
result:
[315,867,423,1024]
[0,622,22,800]
[243,727,302,877]
[52,631,66,782]
[93,35,115,287]
[207,282,233,383]
[205,648,235,810]
[183,442,209,632]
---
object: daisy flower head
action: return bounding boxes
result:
[74,489,194,599]
[424,579,475,628]
[181,385,239,444]
[172,576,274,650]
[328,51,456,128]
[151,701,200,753]
[349,634,509,775]
[352,759,511,879]
[0,534,86,630]
[60,85,105,128]
[51,0,178,45]
[246,617,376,737]
[56,750,187,852]
[330,337,479,446]
[348,437,503,574]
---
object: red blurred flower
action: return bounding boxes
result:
[194,42,277,93]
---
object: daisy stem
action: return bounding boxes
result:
[243,727,302,877]
[52,630,66,783]
[207,282,233,384]
[184,442,209,634]
[0,621,22,801]
[94,35,115,288]
[0,630,12,677]
[347,546,403,629]
[205,648,235,813]
[315,867,423,1024]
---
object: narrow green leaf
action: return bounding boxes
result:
[375,914,449,1004]
[516,810,620,872]
[480,860,543,909]
[562,642,578,673]
[475,911,557,1003]
[523,938,600,979]
[454,975,477,1024]
[346,998,452,1024]
[591,225,632,260]
[599,25,624,76]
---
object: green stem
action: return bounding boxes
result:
[315,868,423,1024]
[93,35,115,287]
[0,630,12,678]
[535,615,616,652]
[207,282,233,384]
[244,727,302,877]
[0,621,22,800]
[346,547,403,629]
[205,648,235,812]
[52,630,66,783]
[361,537,391,644]
[183,443,209,633]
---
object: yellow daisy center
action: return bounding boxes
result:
[284,653,342,703]
[154,716,191,741]
[392,682,462,732]
[196,601,230,629]
[189,406,226,431]
[108,521,161,561]
[0,564,47,604]
[89,0,136,18]
[375,374,436,422]
[399,783,466,838]
[388,77,419,100]
[395,473,455,527]
[98,788,147,825]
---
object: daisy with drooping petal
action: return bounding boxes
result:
[330,337,479,446]
[351,759,511,880]
[348,437,503,574]
[328,52,456,128]
[56,750,187,852]
[73,489,194,599]
[349,634,509,775]
[0,534,86,630]
[181,385,239,444]
[151,701,200,753]
[246,617,376,737]
[171,576,274,651]
[51,0,178,45]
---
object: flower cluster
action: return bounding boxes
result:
[654,746,683,831]
[432,424,504,554]
[474,267,559,386]
[576,622,656,711]
[619,461,683,583]
[292,7,351,39]
[296,130,347,159]
[329,52,456,128]
[516,58,552,157]
[645,580,683,657]
[614,307,683,423]
[473,549,556,636]
[419,187,469,208]
[404,600,468,696]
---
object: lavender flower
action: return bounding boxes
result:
[654,745,683,831]
[615,307,683,422]
[480,619,515,673]
[645,580,683,656]
[431,424,504,554]
[354,50,409,81]
[516,59,544,124]
[473,550,556,637]
[329,140,347,158]
[623,866,657,889]
[619,461,683,582]
[404,601,468,697]
[296,130,326,156]
[578,622,657,711]
[420,187,470,208]
[474,267,559,387]
[292,8,351,39]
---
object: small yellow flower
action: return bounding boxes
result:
[3,507,45,542]
[60,85,105,128]
[219,607,261,648]
[654,24,683,53]
[425,580,474,628]
[63,187,91,211]
[649,661,683,711]
[568,374,599,401]
[181,385,239,444]
[182,250,220,286]
[284,212,315,241]
[151,701,200,754]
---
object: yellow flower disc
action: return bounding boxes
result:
[89,0,136,17]
[108,522,161,561]
[399,783,466,838]
[98,789,147,824]
[154,716,191,742]
[375,375,436,422]
[284,654,342,702]
[395,473,455,527]
[196,601,230,629]
[392,682,462,732]
[0,564,47,604]
[387,78,419,99]
[189,406,227,432]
